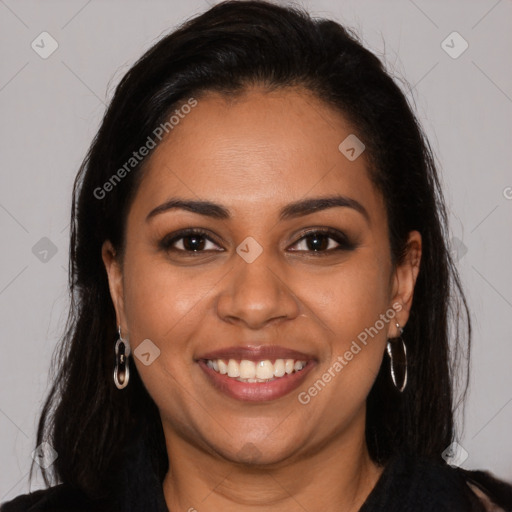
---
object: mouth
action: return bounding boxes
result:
[196,346,316,402]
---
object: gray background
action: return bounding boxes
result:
[1,0,511,501]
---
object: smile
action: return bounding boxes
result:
[198,358,315,402]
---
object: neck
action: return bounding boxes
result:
[162,410,384,512]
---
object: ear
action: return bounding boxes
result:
[102,240,127,333]
[388,230,422,337]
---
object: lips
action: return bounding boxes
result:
[196,345,317,402]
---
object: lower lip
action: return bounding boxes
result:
[197,360,316,402]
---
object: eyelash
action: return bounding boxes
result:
[159,227,356,256]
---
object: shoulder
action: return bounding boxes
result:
[0,484,115,512]
[413,456,512,511]
[462,467,512,512]
[363,451,512,512]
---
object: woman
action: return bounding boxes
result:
[2,1,511,511]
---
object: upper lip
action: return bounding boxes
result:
[197,345,316,362]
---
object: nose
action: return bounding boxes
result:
[216,249,300,330]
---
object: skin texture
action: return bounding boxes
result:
[102,87,422,511]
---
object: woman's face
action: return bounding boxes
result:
[103,87,421,465]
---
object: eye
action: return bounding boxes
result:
[159,227,356,256]
[288,228,356,254]
[159,228,223,253]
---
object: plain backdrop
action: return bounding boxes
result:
[1,0,511,502]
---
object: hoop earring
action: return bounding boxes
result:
[114,325,131,390]
[386,322,407,392]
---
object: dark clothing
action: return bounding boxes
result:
[2,431,511,512]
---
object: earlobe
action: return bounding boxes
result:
[101,240,126,328]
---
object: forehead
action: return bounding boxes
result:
[129,87,384,223]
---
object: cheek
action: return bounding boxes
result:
[120,254,205,387]
[120,254,209,425]
[302,253,391,339]
[301,250,392,398]
[122,252,215,341]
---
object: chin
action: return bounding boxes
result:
[211,437,301,467]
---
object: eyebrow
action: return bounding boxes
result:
[146,195,370,224]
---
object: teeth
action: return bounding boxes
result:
[218,359,228,375]
[206,358,307,381]
[227,359,240,378]
[240,360,256,379]
[274,359,285,377]
[256,360,274,380]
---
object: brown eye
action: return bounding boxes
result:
[289,228,356,253]
[160,229,223,253]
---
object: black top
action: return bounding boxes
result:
[2,431,511,512]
